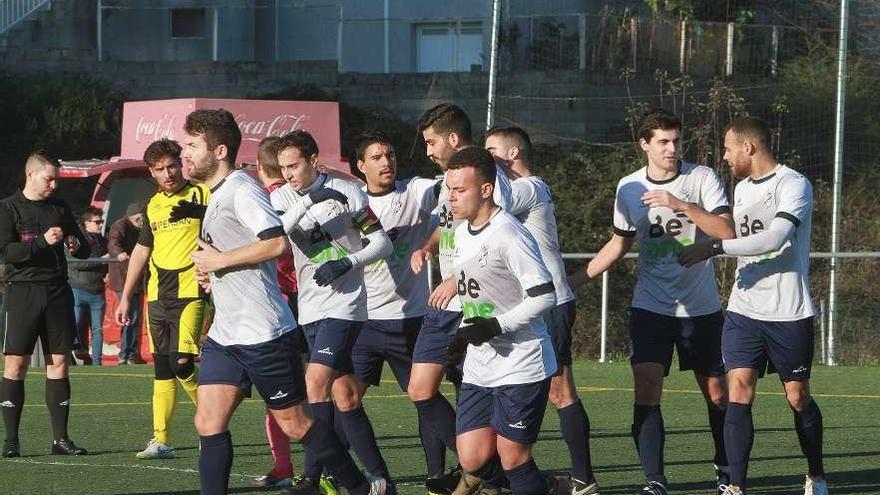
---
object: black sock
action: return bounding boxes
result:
[558,399,595,483]
[793,399,825,478]
[333,404,351,451]
[302,401,332,479]
[45,378,71,441]
[503,458,547,495]
[725,402,754,488]
[302,419,368,494]
[707,401,728,466]
[633,404,665,484]
[472,454,503,482]
[199,431,233,495]
[1,378,24,441]
[418,411,446,475]
[339,405,391,479]
[414,393,458,454]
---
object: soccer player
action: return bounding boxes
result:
[113,139,208,460]
[678,116,827,495]
[251,135,301,488]
[0,151,91,457]
[569,109,734,495]
[183,109,381,495]
[408,103,513,494]
[352,131,447,478]
[269,130,394,494]
[485,125,598,495]
[445,146,557,495]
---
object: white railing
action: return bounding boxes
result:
[0,0,50,37]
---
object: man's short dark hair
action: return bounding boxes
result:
[257,136,283,179]
[278,130,319,159]
[417,103,473,144]
[183,109,242,164]
[143,139,182,167]
[725,116,772,152]
[485,125,533,159]
[637,108,682,143]
[355,131,394,162]
[82,206,104,221]
[26,150,61,171]
[447,146,496,185]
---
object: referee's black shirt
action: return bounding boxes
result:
[0,190,90,283]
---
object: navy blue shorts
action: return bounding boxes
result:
[456,379,551,445]
[545,300,576,369]
[199,332,307,409]
[301,318,362,374]
[722,311,815,381]
[352,317,422,388]
[629,307,725,377]
[412,308,462,365]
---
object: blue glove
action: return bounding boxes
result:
[309,188,348,205]
[449,316,503,354]
[678,239,724,267]
[169,200,207,222]
[313,257,353,286]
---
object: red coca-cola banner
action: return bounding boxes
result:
[121,98,344,172]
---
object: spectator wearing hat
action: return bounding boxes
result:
[108,203,144,364]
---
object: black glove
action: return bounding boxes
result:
[169,200,207,222]
[309,188,348,205]
[449,317,503,354]
[313,257,353,286]
[678,239,724,268]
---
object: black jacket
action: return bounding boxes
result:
[0,190,90,283]
[67,231,108,293]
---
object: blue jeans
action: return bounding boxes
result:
[72,288,106,365]
[116,291,141,361]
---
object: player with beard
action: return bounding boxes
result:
[183,109,382,495]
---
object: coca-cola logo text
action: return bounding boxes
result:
[236,113,308,142]
[135,115,177,143]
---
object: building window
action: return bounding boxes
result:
[417,22,483,72]
[171,8,207,39]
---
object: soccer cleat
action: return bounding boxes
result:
[136,438,176,459]
[367,476,388,495]
[450,472,482,495]
[639,480,668,495]
[569,477,600,495]
[319,475,340,495]
[715,464,731,495]
[281,477,321,495]
[804,475,828,495]
[2,439,20,458]
[718,485,743,495]
[426,469,463,495]
[251,470,293,487]
[51,438,87,455]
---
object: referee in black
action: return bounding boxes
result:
[0,151,91,457]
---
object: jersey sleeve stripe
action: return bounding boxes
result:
[775,211,801,227]
[613,226,637,238]
[256,226,285,240]
[525,282,555,297]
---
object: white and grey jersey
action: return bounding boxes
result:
[201,170,296,346]
[454,209,557,388]
[727,165,814,321]
[508,176,575,305]
[363,178,439,320]
[436,165,513,312]
[270,174,376,326]
[613,162,729,317]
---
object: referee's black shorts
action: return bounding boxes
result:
[2,281,76,355]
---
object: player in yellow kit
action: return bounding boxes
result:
[114,139,210,459]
